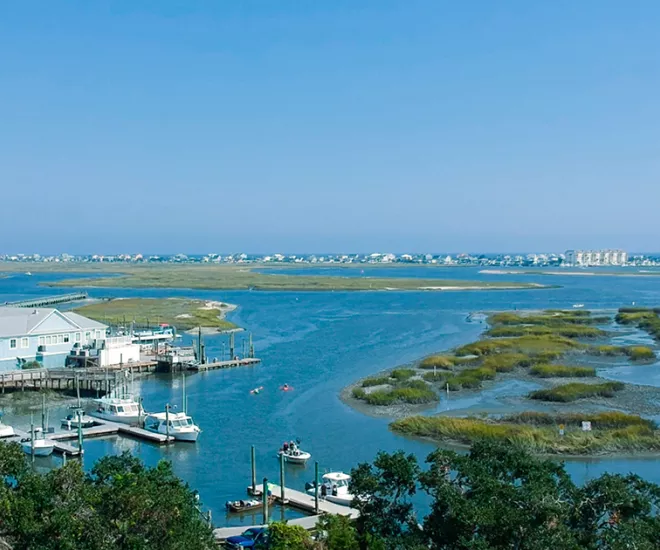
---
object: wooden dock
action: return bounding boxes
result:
[214,484,359,542]
[2,292,89,308]
[189,358,261,372]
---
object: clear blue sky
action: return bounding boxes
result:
[1,1,658,254]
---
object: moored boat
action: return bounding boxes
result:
[0,414,14,438]
[144,411,201,442]
[21,428,55,457]
[90,396,143,425]
[225,496,275,513]
[278,441,311,464]
[306,472,354,506]
[61,413,96,430]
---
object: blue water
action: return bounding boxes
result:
[2,267,660,526]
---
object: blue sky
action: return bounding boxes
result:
[1,1,658,254]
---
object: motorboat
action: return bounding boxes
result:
[573,304,585,309]
[90,396,143,425]
[278,441,311,464]
[225,496,275,513]
[61,413,96,430]
[306,472,354,506]
[144,411,201,442]
[21,428,55,457]
[0,415,14,438]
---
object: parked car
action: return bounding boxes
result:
[225,527,269,549]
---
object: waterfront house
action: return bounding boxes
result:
[0,307,108,371]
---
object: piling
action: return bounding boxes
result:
[250,445,257,494]
[30,422,35,463]
[229,332,235,359]
[165,404,171,442]
[249,333,254,358]
[314,461,319,513]
[279,452,286,503]
[262,478,269,524]
[77,410,84,455]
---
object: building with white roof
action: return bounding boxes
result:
[0,307,108,371]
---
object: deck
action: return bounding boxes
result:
[189,358,261,371]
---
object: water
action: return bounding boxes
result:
[2,267,660,526]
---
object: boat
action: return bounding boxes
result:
[225,496,275,513]
[21,428,55,457]
[0,414,14,438]
[60,412,96,430]
[144,411,201,442]
[278,441,311,464]
[306,472,354,506]
[132,324,177,348]
[90,395,143,425]
[573,304,585,308]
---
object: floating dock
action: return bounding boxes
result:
[189,357,261,372]
[214,483,359,542]
[2,292,89,308]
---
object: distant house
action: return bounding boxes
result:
[0,307,108,371]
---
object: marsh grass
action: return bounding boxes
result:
[390,412,660,454]
[529,365,596,378]
[529,381,624,402]
[356,379,438,406]
[590,345,655,361]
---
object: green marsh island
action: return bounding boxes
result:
[0,262,552,292]
[74,297,238,332]
[345,307,660,455]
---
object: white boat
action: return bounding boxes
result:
[61,413,96,430]
[306,472,354,506]
[0,419,14,438]
[21,428,55,457]
[90,396,143,425]
[573,304,585,308]
[144,411,200,442]
[278,442,311,464]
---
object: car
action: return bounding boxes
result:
[225,527,269,549]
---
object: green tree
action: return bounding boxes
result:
[315,514,359,550]
[268,521,314,550]
[350,450,424,549]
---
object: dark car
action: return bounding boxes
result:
[225,527,269,549]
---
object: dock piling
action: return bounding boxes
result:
[77,410,84,455]
[279,452,285,503]
[30,422,35,463]
[262,478,269,524]
[250,445,257,494]
[165,404,171,443]
[314,461,319,513]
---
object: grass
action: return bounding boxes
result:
[390,368,416,381]
[354,380,438,406]
[0,262,545,292]
[361,376,392,388]
[419,355,457,369]
[590,345,655,361]
[390,412,660,455]
[482,353,534,372]
[486,324,605,339]
[529,364,596,378]
[489,311,602,326]
[615,307,660,341]
[528,381,625,402]
[455,335,583,357]
[73,297,237,331]
[445,367,497,390]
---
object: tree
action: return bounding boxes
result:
[0,444,214,550]
[350,450,424,549]
[315,514,359,550]
[268,521,314,550]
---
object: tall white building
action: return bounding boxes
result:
[565,249,628,267]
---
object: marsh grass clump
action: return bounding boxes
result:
[352,387,366,399]
[455,335,582,357]
[422,372,448,383]
[529,365,596,378]
[590,344,655,361]
[419,355,455,369]
[390,412,660,454]
[486,324,605,339]
[361,376,392,387]
[529,381,624,402]
[390,368,416,381]
[481,353,533,372]
[616,307,660,341]
[358,379,438,406]
[446,367,497,390]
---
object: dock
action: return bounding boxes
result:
[6,428,83,457]
[189,357,261,371]
[2,292,89,308]
[214,483,359,542]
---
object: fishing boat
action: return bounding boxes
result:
[306,472,354,506]
[278,441,311,464]
[573,304,585,309]
[0,414,14,438]
[21,428,55,457]
[132,324,177,348]
[60,412,96,430]
[225,496,275,513]
[90,396,143,425]
[144,411,201,442]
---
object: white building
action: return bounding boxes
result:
[565,249,628,267]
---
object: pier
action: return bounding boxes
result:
[188,357,261,371]
[2,292,89,308]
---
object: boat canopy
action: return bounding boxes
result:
[323,472,351,482]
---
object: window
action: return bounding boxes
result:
[21,337,29,349]
[57,334,64,344]
[96,330,103,339]
[75,332,81,342]
[38,336,45,346]
[64,334,70,343]
[85,332,91,340]
[9,339,17,349]
[46,335,52,345]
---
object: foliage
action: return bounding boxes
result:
[361,376,391,388]
[455,335,582,357]
[0,445,214,550]
[390,368,416,381]
[419,355,456,369]
[509,411,656,430]
[268,522,314,550]
[615,308,660,342]
[482,352,533,372]
[357,380,438,406]
[590,344,655,360]
[351,387,366,399]
[529,364,596,378]
[315,515,359,550]
[446,367,496,390]
[20,361,41,370]
[422,372,448,383]
[529,382,625,402]
[486,324,604,339]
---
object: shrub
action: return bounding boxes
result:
[529,382,624,402]
[21,360,41,370]
[529,365,596,378]
[390,368,415,381]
